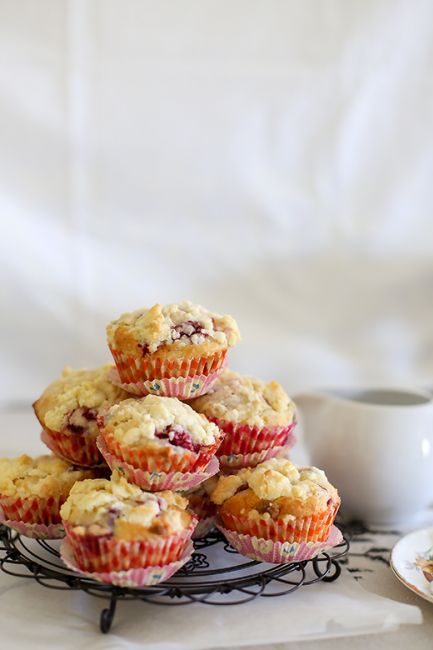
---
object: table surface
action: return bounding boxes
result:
[1,407,432,650]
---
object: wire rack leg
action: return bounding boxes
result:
[100,592,118,633]
[312,557,342,582]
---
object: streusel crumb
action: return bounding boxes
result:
[0,454,94,499]
[191,369,295,427]
[33,364,128,434]
[60,471,192,539]
[107,300,241,354]
[101,395,220,447]
[211,458,337,505]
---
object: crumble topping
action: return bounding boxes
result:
[0,454,94,499]
[101,395,219,447]
[60,471,191,538]
[33,365,129,435]
[190,369,296,427]
[107,300,241,354]
[211,458,337,505]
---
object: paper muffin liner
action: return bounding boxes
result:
[0,507,65,539]
[109,345,227,383]
[219,443,294,470]
[98,422,223,473]
[97,436,220,491]
[213,418,297,457]
[41,428,104,468]
[63,520,197,573]
[192,517,216,539]
[217,522,343,563]
[219,500,341,543]
[0,493,64,527]
[60,537,194,587]
[108,366,222,399]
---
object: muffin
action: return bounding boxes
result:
[97,394,223,474]
[34,364,129,467]
[60,471,197,572]
[211,458,340,543]
[0,454,94,536]
[106,301,241,397]
[187,476,219,538]
[190,369,296,467]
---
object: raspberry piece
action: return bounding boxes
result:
[170,430,199,452]
[171,320,209,342]
[138,342,150,356]
[66,407,96,434]
[155,426,201,453]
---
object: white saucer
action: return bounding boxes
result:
[391,526,433,604]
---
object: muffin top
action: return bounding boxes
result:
[211,458,339,520]
[100,395,220,450]
[0,454,94,499]
[190,369,296,428]
[60,471,193,540]
[106,300,241,355]
[33,364,129,435]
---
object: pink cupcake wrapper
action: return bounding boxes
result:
[97,436,220,491]
[217,523,343,563]
[109,346,227,383]
[213,418,297,456]
[0,508,65,539]
[192,517,215,540]
[60,538,194,587]
[219,443,294,470]
[108,367,222,399]
[40,430,106,469]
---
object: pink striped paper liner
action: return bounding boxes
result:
[60,538,194,587]
[217,523,343,563]
[109,346,227,382]
[0,508,64,539]
[40,429,105,468]
[213,417,297,456]
[108,366,222,399]
[219,443,294,470]
[0,492,65,525]
[97,436,220,491]
[63,520,197,572]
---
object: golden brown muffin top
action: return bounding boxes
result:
[106,300,241,355]
[0,454,95,499]
[33,365,129,434]
[60,471,193,540]
[190,369,296,427]
[211,458,338,521]
[101,395,220,447]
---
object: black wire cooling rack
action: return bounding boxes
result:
[0,523,349,633]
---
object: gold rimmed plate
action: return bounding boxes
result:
[391,526,433,604]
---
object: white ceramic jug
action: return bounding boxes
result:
[294,388,433,525]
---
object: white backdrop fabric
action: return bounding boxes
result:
[2,0,433,403]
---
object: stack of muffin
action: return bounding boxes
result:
[0,300,340,585]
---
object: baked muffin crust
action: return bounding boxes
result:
[107,301,241,355]
[0,454,94,499]
[33,364,128,435]
[60,471,193,540]
[190,369,296,428]
[211,458,338,521]
[101,395,220,449]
